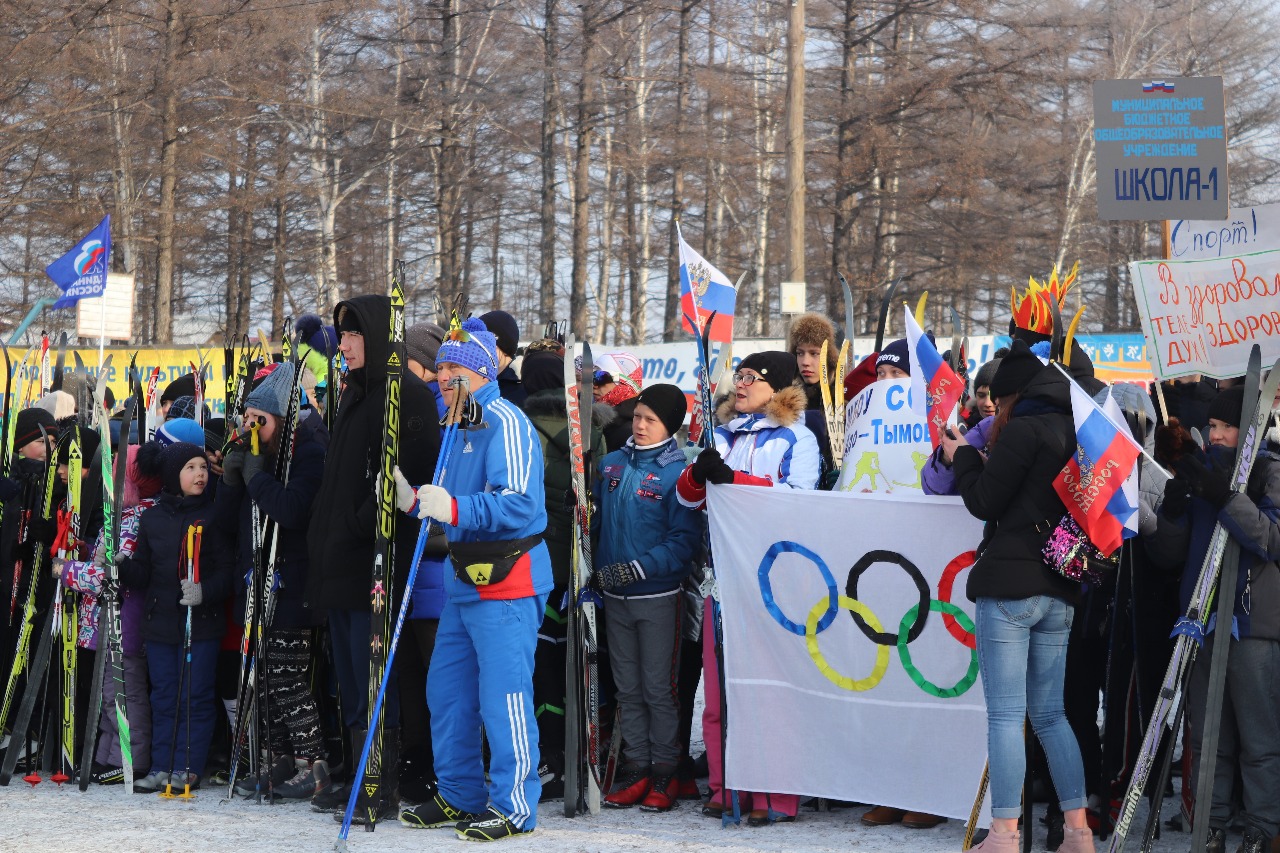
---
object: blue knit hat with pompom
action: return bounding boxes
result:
[435,317,499,379]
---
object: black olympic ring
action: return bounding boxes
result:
[845,549,931,646]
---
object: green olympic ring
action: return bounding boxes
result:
[897,600,980,698]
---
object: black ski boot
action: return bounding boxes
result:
[401,792,479,829]
[455,806,533,841]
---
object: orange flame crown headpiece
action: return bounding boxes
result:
[1010,261,1079,334]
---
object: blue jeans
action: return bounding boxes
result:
[976,595,1087,819]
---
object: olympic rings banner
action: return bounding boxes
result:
[707,485,989,822]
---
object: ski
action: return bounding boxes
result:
[54,429,83,784]
[1108,346,1280,852]
[79,396,135,791]
[360,260,405,829]
[562,335,582,819]
[874,277,903,353]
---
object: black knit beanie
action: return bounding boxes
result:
[162,442,207,496]
[1207,386,1245,428]
[989,339,1044,399]
[738,351,798,392]
[520,350,564,396]
[635,383,688,438]
[14,408,56,451]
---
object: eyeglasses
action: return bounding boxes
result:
[731,372,762,386]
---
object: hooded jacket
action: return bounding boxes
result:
[305,294,440,612]
[595,437,702,597]
[217,413,327,630]
[952,366,1081,603]
[119,490,235,644]
[677,384,821,509]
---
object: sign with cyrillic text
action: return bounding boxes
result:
[1169,203,1280,261]
[1129,250,1280,379]
[1093,77,1228,221]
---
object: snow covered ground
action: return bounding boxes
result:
[0,782,1207,853]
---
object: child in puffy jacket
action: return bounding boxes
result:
[120,442,233,792]
[593,384,702,812]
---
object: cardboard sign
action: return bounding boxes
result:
[835,378,931,493]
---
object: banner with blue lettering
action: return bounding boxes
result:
[836,378,931,493]
[46,215,111,309]
[708,485,989,821]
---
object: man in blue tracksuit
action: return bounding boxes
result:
[393,317,551,842]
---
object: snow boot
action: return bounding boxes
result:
[603,762,650,809]
[1203,826,1227,853]
[639,764,679,813]
[970,825,1020,851]
[273,758,330,802]
[1237,827,1268,853]
[234,753,294,797]
[400,791,480,829]
[133,770,171,793]
[337,727,400,826]
[455,806,533,841]
[1058,826,1095,853]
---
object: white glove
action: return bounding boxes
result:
[414,484,454,523]
[391,466,418,514]
[92,540,107,569]
[179,578,203,607]
[51,558,65,580]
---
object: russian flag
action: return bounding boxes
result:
[1142,80,1175,93]
[1053,375,1142,556]
[904,308,965,448]
[677,228,736,343]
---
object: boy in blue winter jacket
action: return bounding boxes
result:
[392,317,551,842]
[592,384,701,812]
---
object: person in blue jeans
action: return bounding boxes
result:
[943,340,1095,853]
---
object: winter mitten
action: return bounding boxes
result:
[1161,477,1192,519]
[179,578,204,607]
[413,484,454,523]
[691,448,732,486]
[50,558,65,580]
[221,449,246,488]
[243,449,267,483]
[596,561,645,591]
[1176,455,1232,507]
[391,466,418,514]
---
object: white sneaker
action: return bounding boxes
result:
[134,770,172,793]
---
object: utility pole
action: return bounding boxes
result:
[784,0,806,285]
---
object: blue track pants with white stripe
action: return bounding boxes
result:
[428,593,546,828]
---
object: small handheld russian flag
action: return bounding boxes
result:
[1053,370,1143,556]
[904,307,965,448]
[677,227,737,344]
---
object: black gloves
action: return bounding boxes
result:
[690,448,734,486]
[243,450,267,483]
[591,561,646,592]
[1161,476,1192,519]
[222,449,246,488]
[1175,455,1233,508]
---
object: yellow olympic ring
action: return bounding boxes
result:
[805,594,891,692]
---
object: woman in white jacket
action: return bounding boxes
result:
[677,351,819,826]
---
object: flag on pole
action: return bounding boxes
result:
[904,307,965,447]
[677,227,736,343]
[47,215,111,309]
[1053,372,1143,556]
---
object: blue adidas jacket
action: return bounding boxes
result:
[440,380,552,603]
[594,437,702,597]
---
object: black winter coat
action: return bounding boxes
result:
[120,490,235,644]
[216,414,327,630]
[953,366,1081,604]
[305,294,440,612]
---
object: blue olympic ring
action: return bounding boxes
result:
[757,540,838,636]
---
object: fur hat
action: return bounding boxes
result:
[738,351,798,392]
[436,317,499,379]
[635,383,688,438]
[787,313,837,371]
[162,442,207,496]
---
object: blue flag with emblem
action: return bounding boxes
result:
[46,215,111,309]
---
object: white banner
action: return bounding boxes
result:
[1169,203,1280,261]
[835,378,931,493]
[708,485,988,821]
[1129,249,1280,379]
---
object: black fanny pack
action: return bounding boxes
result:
[449,535,543,587]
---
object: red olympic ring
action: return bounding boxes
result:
[937,550,977,649]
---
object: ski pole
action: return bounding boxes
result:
[338,381,467,848]
[162,525,198,799]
